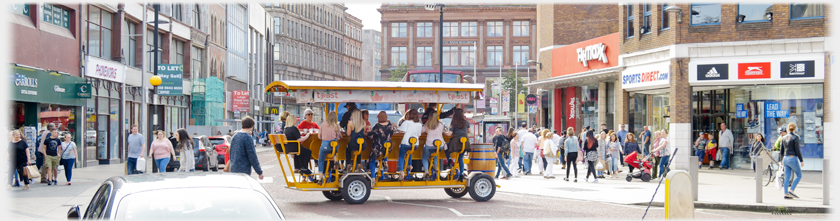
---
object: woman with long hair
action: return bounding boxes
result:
[651,130,671,179]
[345,110,367,172]
[318,111,342,176]
[607,132,623,178]
[540,129,557,179]
[421,111,447,180]
[624,133,641,173]
[278,111,291,130]
[59,133,77,184]
[583,130,600,182]
[149,130,176,173]
[447,108,470,180]
[368,111,395,181]
[396,109,423,180]
[597,131,608,178]
[508,131,521,178]
[650,131,662,179]
[284,113,313,173]
[749,133,767,172]
[781,123,804,199]
[175,128,195,172]
[564,127,580,182]
[9,130,31,190]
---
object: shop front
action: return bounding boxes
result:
[84,56,126,165]
[10,64,87,166]
[689,53,826,171]
[620,61,672,138]
[527,33,620,132]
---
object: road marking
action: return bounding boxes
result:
[496,192,524,197]
[380,196,490,217]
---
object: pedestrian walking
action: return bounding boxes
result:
[583,130,599,183]
[718,122,735,170]
[446,108,470,180]
[553,131,566,169]
[540,129,557,179]
[563,127,580,182]
[650,131,662,179]
[508,131,521,178]
[623,134,641,173]
[780,123,803,199]
[616,124,628,166]
[534,130,545,176]
[37,124,56,184]
[229,116,265,180]
[519,125,538,175]
[750,133,767,172]
[368,111,395,181]
[8,130,31,190]
[774,125,788,151]
[149,130,176,173]
[607,132,623,178]
[694,132,709,169]
[175,128,195,172]
[492,128,512,180]
[41,127,61,186]
[640,126,652,156]
[396,109,423,181]
[126,125,145,175]
[59,133,77,185]
[652,130,671,179]
[284,114,314,173]
[597,131,607,178]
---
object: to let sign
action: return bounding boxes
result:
[232,90,251,112]
[157,64,183,96]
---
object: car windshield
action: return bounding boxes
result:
[115,188,281,220]
[208,139,226,146]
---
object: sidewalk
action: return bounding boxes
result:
[494,161,831,213]
[6,145,275,220]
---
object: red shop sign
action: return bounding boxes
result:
[738,62,772,79]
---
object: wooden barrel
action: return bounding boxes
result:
[468,144,496,177]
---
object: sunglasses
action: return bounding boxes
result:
[306,113,313,116]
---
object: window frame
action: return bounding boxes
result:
[416,22,432,38]
[789,3,824,20]
[442,46,458,67]
[486,45,503,66]
[443,22,459,37]
[460,46,475,66]
[512,45,529,66]
[416,46,433,67]
[192,5,200,28]
[736,4,774,23]
[513,21,529,37]
[392,22,408,38]
[460,21,477,37]
[487,21,503,37]
[173,4,182,21]
[391,46,407,67]
[87,5,114,60]
[175,40,185,65]
[626,5,635,38]
[661,4,670,30]
[642,4,652,34]
[125,21,138,67]
[690,3,722,26]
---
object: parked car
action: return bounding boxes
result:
[209,136,231,166]
[194,136,219,172]
[67,173,285,220]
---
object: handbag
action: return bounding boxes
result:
[595,161,604,170]
[775,163,785,191]
[136,157,147,172]
[24,165,40,179]
[715,148,722,161]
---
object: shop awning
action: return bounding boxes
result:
[524,66,621,88]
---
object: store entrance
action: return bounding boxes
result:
[692,89,730,164]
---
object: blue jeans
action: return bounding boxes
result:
[644,143,650,155]
[783,156,803,195]
[127,157,138,175]
[61,158,75,182]
[317,140,336,174]
[609,157,619,173]
[558,149,566,165]
[369,157,387,180]
[421,145,440,173]
[154,158,170,173]
[659,155,670,178]
[720,147,731,169]
[523,152,533,174]
[495,153,513,178]
[455,152,465,179]
[695,149,706,168]
[397,144,414,174]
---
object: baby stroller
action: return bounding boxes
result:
[624,152,654,182]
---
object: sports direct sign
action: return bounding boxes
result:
[621,62,671,91]
[307,90,472,104]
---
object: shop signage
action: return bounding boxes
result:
[696,64,729,81]
[621,62,671,90]
[735,103,747,119]
[781,60,815,78]
[157,64,183,95]
[764,102,789,118]
[85,56,125,83]
[738,62,771,79]
[264,106,280,115]
[525,94,538,105]
[311,89,473,104]
[232,90,251,112]
[517,94,525,113]
[10,65,86,106]
[576,43,608,67]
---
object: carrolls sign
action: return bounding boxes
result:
[85,56,125,83]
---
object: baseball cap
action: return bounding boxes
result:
[303,109,313,116]
[344,102,356,107]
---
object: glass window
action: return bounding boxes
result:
[443,22,458,37]
[273,17,280,34]
[791,3,824,19]
[42,4,70,29]
[173,4,182,21]
[109,99,119,159]
[390,46,406,67]
[10,3,30,17]
[487,21,503,37]
[88,6,113,59]
[460,22,476,37]
[642,4,652,34]
[626,5,635,38]
[125,21,138,67]
[738,4,773,23]
[691,3,721,25]
[661,4,670,30]
[416,22,432,38]
[442,46,458,67]
[513,21,529,36]
[460,46,475,66]
[416,47,432,67]
[175,40,185,65]
[146,30,163,71]
[391,22,407,37]
[486,46,503,66]
[512,46,529,66]
[191,46,203,78]
[273,44,280,61]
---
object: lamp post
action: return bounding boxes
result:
[425,3,444,82]
[527,60,541,128]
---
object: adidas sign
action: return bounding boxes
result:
[705,67,721,78]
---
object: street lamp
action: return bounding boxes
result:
[424,3,444,83]
[526,60,541,128]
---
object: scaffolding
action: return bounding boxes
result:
[191,77,225,126]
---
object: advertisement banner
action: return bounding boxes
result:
[85,55,125,83]
[696,64,729,81]
[312,90,472,104]
[501,89,510,114]
[525,94,538,105]
[621,62,671,91]
[781,60,815,78]
[565,87,577,128]
[738,62,772,79]
[765,102,789,118]
[295,89,314,103]
[517,94,525,113]
[157,64,183,96]
[232,90,251,112]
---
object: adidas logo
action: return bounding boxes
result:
[705,67,721,78]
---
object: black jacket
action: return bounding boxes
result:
[779,134,803,162]
[421,106,456,124]
[340,108,358,131]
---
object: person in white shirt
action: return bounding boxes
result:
[519,126,538,175]
[396,109,423,180]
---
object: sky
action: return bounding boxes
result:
[345,3,382,31]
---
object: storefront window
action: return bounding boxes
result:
[86,99,96,161]
[651,93,670,132]
[629,93,648,136]
[110,99,119,159]
[580,84,598,129]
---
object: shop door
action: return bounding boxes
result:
[96,114,108,161]
[692,90,729,164]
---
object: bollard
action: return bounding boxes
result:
[665,170,694,219]
[689,156,698,201]
[755,157,762,203]
[825,159,830,205]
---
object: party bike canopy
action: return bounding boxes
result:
[264,80,484,104]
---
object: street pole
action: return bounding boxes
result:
[140,2,148,162]
[438,5,444,83]
[473,42,477,114]
[527,64,530,128]
[498,58,502,116]
[515,62,518,127]
[153,4,160,132]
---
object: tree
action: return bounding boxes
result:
[387,63,409,82]
[501,70,526,113]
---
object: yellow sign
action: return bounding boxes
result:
[517,94,525,113]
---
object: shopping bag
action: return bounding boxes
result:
[715,148,722,161]
[136,157,146,172]
[24,165,40,179]
[775,163,785,191]
[596,161,604,170]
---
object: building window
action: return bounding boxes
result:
[626,5,634,38]
[737,4,773,23]
[87,5,113,60]
[487,46,502,66]
[661,3,670,30]
[443,46,458,67]
[43,4,70,29]
[416,47,432,67]
[460,46,475,66]
[274,17,280,34]
[487,21,503,37]
[175,40,185,65]
[125,21,138,67]
[191,46,203,78]
[791,4,824,19]
[443,22,458,37]
[146,30,163,71]
[391,22,407,38]
[391,46,406,67]
[642,4,651,34]
[690,3,721,25]
[11,3,30,17]
[513,46,529,66]
[513,21,529,36]
[416,22,432,38]
[192,4,200,28]
[460,21,477,37]
[173,4,182,21]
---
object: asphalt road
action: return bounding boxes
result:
[252,150,827,220]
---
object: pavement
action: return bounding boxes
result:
[5,145,830,220]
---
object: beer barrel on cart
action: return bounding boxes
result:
[468,144,496,177]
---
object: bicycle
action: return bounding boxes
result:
[752,147,781,186]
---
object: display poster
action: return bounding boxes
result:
[764,102,789,118]
[803,112,817,144]
[517,94,525,113]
